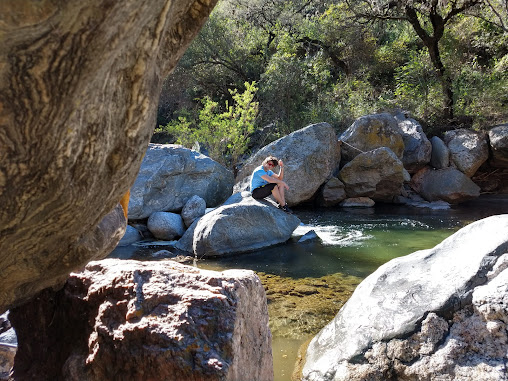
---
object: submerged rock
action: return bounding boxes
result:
[10,259,273,381]
[257,272,361,340]
[302,214,508,381]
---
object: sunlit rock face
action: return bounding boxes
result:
[302,214,508,381]
[192,196,301,257]
[444,129,489,177]
[339,113,405,164]
[488,124,508,168]
[234,123,342,206]
[338,147,407,202]
[128,144,234,219]
[0,0,218,313]
[9,259,273,381]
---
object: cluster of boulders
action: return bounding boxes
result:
[301,214,508,381]
[316,113,506,207]
[120,143,302,257]
[120,115,507,256]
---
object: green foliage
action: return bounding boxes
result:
[157,0,508,141]
[394,50,443,124]
[157,82,259,168]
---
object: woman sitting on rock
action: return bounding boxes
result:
[250,156,292,213]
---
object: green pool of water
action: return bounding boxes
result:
[194,196,508,381]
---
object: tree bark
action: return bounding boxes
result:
[0,0,217,313]
[405,6,454,120]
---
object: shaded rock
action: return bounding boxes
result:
[235,123,341,206]
[488,124,508,168]
[129,144,234,219]
[10,259,273,381]
[193,197,301,257]
[430,136,450,169]
[394,113,432,173]
[303,214,508,381]
[395,195,451,210]
[0,0,218,313]
[444,129,489,177]
[338,147,406,202]
[117,225,142,247]
[316,177,347,207]
[147,211,185,240]
[411,167,480,203]
[340,197,375,207]
[181,195,206,228]
[339,113,405,164]
[174,218,200,253]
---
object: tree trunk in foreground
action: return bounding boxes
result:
[0,0,218,313]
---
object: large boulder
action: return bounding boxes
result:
[411,166,480,203]
[234,123,341,206]
[129,144,234,219]
[193,197,301,257]
[0,0,218,313]
[339,113,405,164]
[488,124,508,168]
[394,113,432,173]
[303,214,508,381]
[338,147,408,202]
[9,259,273,381]
[444,129,489,177]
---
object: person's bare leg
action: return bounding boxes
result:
[272,186,285,206]
[278,184,286,205]
[272,185,286,206]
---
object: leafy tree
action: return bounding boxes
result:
[346,0,486,121]
[157,82,259,169]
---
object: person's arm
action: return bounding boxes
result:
[261,173,289,189]
[271,160,284,180]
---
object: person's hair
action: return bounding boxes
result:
[262,156,278,167]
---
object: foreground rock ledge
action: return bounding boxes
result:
[10,259,273,381]
[303,214,508,381]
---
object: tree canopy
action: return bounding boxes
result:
[157,0,507,153]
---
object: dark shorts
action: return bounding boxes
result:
[252,183,277,199]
